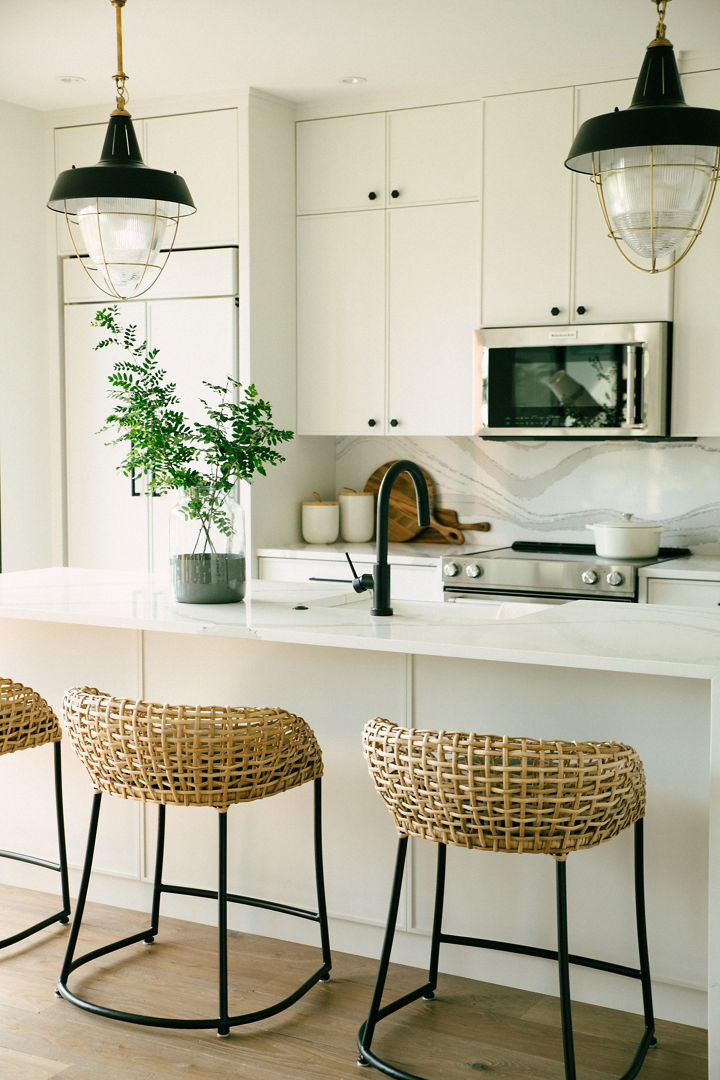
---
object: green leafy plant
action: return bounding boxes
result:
[92,306,293,552]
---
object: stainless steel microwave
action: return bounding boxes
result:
[474,322,671,438]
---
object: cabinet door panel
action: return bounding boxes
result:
[54,123,121,255]
[388,202,479,435]
[572,80,672,324]
[646,578,720,607]
[65,303,149,570]
[144,110,238,248]
[388,102,482,206]
[670,70,720,436]
[297,213,386,435]
[296,113,386,213]
[147,297,238,573]
[481,88,573,327]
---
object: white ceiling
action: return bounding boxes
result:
[2,0,720,114]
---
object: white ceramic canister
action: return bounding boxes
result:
[339,489,375,543]
[301,493,339,544]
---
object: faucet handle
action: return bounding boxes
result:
[345,552,373,594]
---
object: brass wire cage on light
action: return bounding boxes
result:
[565,0,720,273]
[47,0,195,300]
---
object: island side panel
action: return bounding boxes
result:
[0,620,143,889]
[412,655,710,1031]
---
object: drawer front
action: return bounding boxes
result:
[646,578,720,607]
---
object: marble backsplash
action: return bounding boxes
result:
[336,436,720,553]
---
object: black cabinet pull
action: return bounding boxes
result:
[368,418,377,427]
[368,191,377,201]
[551,306,560,317]
[130,468,140,497]
[389,418,399,428]
[576,305,587,315]
[390,189,400,199]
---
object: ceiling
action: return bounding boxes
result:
[2,0,720,114]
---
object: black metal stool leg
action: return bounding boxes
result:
[53,741,71,922]
[58,792,102,992]
[217,810,230,1037]
[358,835,409,1067]
[556,858,577,1080]
[313,778,332,977]
[144,804,166,944]
[423,843,447,1000]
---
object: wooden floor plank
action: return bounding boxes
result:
[0,885,708,1079]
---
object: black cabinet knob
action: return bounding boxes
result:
[389,418,399,428]
[390,189,400,199]
[551,306,560,317]
[367,418,376,427]
[368,191,377,201]
[576,305,587,315]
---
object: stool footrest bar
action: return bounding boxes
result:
[158,882,321,921]
[0,909,70,949]
[439,932,643,980]
[0,848,62,872]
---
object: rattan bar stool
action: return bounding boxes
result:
[58,687,331,1036]
[0,677,70,945]
[358,719,655,1080]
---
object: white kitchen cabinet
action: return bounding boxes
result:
[296,102,481,436]
[644,578,720,607]
[64,250,238,572]
[670,69,720,436]
[481,83,671,328]
[296,102,482,214]
[54,108,238,255]
[258,554,442,601]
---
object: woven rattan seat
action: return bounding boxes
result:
[362,719,646,859]
[358,719,655,1080]
[62,688,323,811]
[0,678,70,947]
[58,687,331,1036]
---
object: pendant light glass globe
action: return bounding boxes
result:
[595,143,718,262]
[73,196,180,295]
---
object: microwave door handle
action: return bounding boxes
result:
[624,344,643,427]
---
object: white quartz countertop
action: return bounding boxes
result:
[640,554,720,580]
[2,567,720,680]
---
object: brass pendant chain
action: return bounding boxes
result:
[654,0,671,42]
[111,0,130,114]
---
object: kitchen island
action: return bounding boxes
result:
[0,568,717,1065]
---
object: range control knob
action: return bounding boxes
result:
[606,571,625,587]
[581,569,599,585]
[443,562,460,578]
[465,563,483,579]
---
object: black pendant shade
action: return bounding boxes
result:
[566,42,720,174]
[48,113,195,211]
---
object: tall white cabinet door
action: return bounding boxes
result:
[572,80,673,324]
[296,113,387,213]
[297,212,386,435]
[147,297,238,572]
[388,102,482,206]
[65,303,149,571]
[144,110,239,248]
[670,70,720,436]
[481,88,574,327]
[388,202,480,434]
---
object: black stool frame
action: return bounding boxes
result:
[0,741,70,947]
[57,777,331,1035]
[358,819,655,1080]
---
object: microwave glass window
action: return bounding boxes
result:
[486,344,634,429]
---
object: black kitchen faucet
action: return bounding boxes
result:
[346,460,430,617]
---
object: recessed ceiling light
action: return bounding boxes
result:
[340,75,367,85]
[56,75,86,85]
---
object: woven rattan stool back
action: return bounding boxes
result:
[0,677,61,755]
[63,688,323,812]
[363,719,645,858]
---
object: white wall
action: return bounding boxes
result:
[0,99,53,571]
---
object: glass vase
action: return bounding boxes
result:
[169,491,246,604]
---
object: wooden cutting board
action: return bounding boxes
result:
[364,462,465,543]
[415,507,491,543]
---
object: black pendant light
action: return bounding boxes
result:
[566,0,720,273]
[47,0,195,300]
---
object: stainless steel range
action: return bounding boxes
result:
[442,541,690,604]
